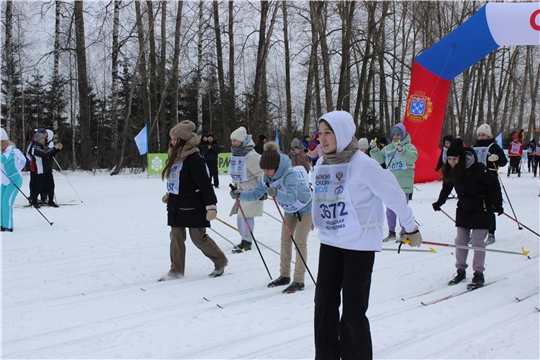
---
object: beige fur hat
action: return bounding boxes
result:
[170,120,196,141]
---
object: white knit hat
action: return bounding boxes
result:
[230,126,247,142]
[476,124,492,138]
[0,128,8,141]
[358,138,368,150]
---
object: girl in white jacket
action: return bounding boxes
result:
[312,111,422,360]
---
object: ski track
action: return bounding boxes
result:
[2,170,538,359]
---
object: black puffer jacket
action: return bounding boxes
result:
[200,140,220,162]
[436,149,502,230]
[167,151,217,229]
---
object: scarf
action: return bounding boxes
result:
[322,138,359,165]
[231,135,254,156]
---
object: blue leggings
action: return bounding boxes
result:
[1,178,23,229]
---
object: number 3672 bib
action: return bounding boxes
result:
[312,163,361,236]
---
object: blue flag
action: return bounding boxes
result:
[495,132,502,148]
[275,129,280,151]
[134,125,148,155]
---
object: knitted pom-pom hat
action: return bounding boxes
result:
[259,141,281,170]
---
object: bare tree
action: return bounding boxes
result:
[170,1,184,126]
[74,1,92,170]
[212,0,230,137]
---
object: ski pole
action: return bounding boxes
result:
[1,169,53,226]
[207,227,236,247]
[419,240,530,258]
[215,217,284,259]
[494,164,522,230]
[266,182,316,285]
[229,184,272,279]
[263,210,282,223]
[53,157,83,203]
[440,208,456,223]
[503,213,540,237]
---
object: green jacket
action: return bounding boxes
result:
[369,135,418,193]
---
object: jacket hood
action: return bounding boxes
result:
[318,110,356,153]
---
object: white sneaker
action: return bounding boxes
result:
[485,234,496,246]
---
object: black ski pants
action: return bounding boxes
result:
[206,160,219,188]
[31,172,55,205]
[314,243,375,360]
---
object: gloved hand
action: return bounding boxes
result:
[403,226,422,247]
[230,189,241,199]
[369,140,377,149]
[266,186,277,197]
[488,154,499,162]
[493,205,504,216]
[395,142,403,152]
[259,193,268,201]
[432,202,441,211]
[162,193,169,204]
[304,148,309,153]
[206,205,217,221]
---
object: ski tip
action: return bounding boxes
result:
[420,302,428,306]
[217,304,223,309]
[401,298,405,301]
[429,247,436,253]
[521,246,530,257]
[203,297,210,302]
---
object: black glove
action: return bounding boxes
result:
[259,193,268,201]
[304,148,308,153]
[432,202,441,211]
[493,205,504,216]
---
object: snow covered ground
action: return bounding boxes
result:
[2,165,539,359]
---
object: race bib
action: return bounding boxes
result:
[228,155,249,183]
[386,149,406,171]
[509,142,521,154]
[270,176,308,214]
[292,166,309,188]
[473,146,489,166]
[166,163,183,194]
[312,163,361,235]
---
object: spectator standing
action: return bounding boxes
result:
[526,139,536,173]
[30,129,62,208]
[254,134,267,155]
[201,134,220,188]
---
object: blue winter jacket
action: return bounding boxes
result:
[238,154,312,216]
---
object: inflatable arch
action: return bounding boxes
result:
[402,2,540,183]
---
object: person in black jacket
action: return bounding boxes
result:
[435,134,454,172]
[160,121,228,280]
[30,129,62,208]
[254,134,267,155]
[201,134,220,188]
[471,124,507,245]
[432,138,503,289]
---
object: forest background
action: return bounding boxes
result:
[1,1,539,173]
